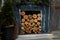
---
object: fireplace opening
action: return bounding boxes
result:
[20,10,42,34]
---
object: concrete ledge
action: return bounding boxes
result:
[16,34,54,40]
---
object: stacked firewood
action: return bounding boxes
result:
[20,11,41,34]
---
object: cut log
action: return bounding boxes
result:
[21,23,25,27]
[21,11,25,16]
[37,14,41,17]
[33,14,37,19]
[22,19,25,23]
[25,21,29,26]
[23,15,28,19]
[28,15,32,19]
[30,19,34,23]
[37,22,40,26]
[34,19,37,23]
[37,17,41,21]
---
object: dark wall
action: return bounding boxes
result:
[50,0,60,31]
[50,9,60,31]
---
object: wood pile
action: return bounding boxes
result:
[20,11,41,34]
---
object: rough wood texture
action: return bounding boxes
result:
[22,19,25,23]
[21,11,41,34]
[23,15,28,19]
[33,14,37,19]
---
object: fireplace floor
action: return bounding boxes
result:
[16,34,54,40]
[16,31,60,40]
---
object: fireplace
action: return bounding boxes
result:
[14,1,50,35]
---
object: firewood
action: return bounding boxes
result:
[21,23,25,27]
[22,19,25,23]
[37,17,41,21]
[28,31,31,34]
[26,19,29,22]
[26,24,29,28]
[37,32,41,34]
[33,14,37,19]
[29,23,35,27]
[25,28,30,33]
[37,28,41,32]
[37,22,40,26]
[33,30,35,32]
[34,31,37,34]
[37,14,41,17]
[32,23,35,26]
[21,27,25,31]
[21,11,25,16]
[39,26,41,29]
[33,29,37,34]
[34,19,37,23]
[28,15,32,19]
[28,23,31,26]
[25,26,32,33]
[21,13,42,34]
[35,24,37,27]
[36,28,41,34]
[33,27,37,31]
[29,19,34,23]
[23,15,28,19]
[25,21,29,26]
[27,29,32,34]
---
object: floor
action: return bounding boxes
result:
[16,31,60,40]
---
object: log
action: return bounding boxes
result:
[23,15,28,19]
[33,14,37,19]
[31,23,35,27]
[21,23,25,27]
[29,19,34,23]
[25,28,30,33]
[37,28,41,32]
[28,15,32,19]
[37,22,40,26]
[37,32,41,34]
[37,14,41,17]
[39,26,41,29]
[33,19,37,23]
[21,27,25,31]
[26,19,29,22]
[25,21,29,26]
[29,22,35,27]
[37,17,41,21]
[28,23,31,26]
[22,19,25,23]
[21,11,25,16]
[35,24,37,27]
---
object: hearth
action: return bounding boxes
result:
[14,0,50,35]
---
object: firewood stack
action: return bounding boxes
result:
[20,11,41,34]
